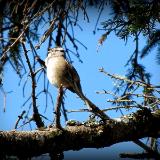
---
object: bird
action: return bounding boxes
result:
[45,47,109,121]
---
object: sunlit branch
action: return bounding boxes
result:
[99,68,156,89]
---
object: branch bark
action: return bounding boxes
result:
[0,109,160,158]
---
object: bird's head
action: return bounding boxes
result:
[48,47,65,57]
[45,47,65,66]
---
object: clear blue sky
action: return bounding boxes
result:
[0,7,159,159]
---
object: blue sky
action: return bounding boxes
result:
[0,7,159,159]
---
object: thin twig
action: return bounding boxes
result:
[35,17,58,49]
[0,87,7,112]
[15,110,26,129]
[107,99,133,103]
[66,105,143,113]
[99,68,156,89]
[66,108,89,113]
[1,24,29,62]
[126,92,160,100]
[22,42,44,128]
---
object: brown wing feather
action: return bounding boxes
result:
[64,60,82,93]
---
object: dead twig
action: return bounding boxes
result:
[99,68,158,90]
[15,110,26,129]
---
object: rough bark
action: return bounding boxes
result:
[0,109,160,157]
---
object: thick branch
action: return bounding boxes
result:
[0,109,160,157]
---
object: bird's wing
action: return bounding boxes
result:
[64,59,82,93]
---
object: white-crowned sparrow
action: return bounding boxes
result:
[45,47,109,120]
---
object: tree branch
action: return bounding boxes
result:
[22,42,44,128]
[0,109,160,158]
[54,86,64,129]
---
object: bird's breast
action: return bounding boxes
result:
[46,57,66,87]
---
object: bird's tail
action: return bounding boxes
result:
[74,84,110,121]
